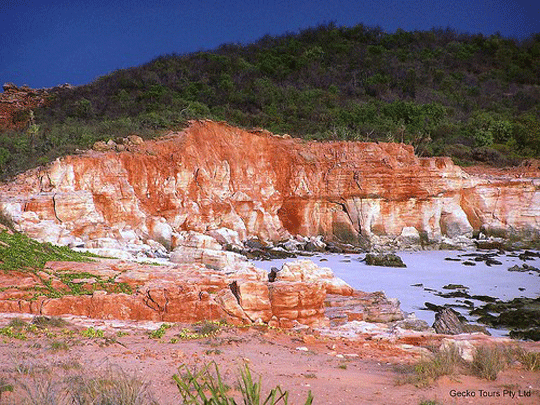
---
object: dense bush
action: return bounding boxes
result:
[1,23,539,179]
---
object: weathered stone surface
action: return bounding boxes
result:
[1,120,539,252]
[432,308,490,335]
[325,290,404,325]
[170,231,247,268]
[268,281,327,327]
[274,259,354,296]
[0,258,354,327]
[440,338,477,362]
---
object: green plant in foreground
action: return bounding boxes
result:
[176,320,226,340]
[0,378,14,402]
[8,317,28,329]
[0,325,27,340]
[148,323,171,339]
[174,361,313,405]
[81,327,104,338]
[49,340,69,351]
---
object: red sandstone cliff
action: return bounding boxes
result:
[1,120,539,250]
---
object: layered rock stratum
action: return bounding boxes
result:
[1,120,538,251]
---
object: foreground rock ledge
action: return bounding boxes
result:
[1,120,539,254]
[0,258,403,328]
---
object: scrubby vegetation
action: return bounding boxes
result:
[4,354,313,404]
[1,23,539,179]
[174,361,313,405]
[398,343,540,387]
[0,229,131,299]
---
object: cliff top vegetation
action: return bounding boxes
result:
[1,23,539,180]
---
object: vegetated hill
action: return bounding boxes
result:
[1,23,539,180]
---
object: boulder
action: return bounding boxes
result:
[440,338,477,362]
[432,308,490,335]
[275,260,354,296]
[364,253,406,268]
[170,231,247,268]
[268,281,327,327]
[363,295,404,323]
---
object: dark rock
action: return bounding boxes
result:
[471,295,498,302]
[462,261,476,266]
[325,241,362,254]
[474,240,505,250]
[305,241,325,252]
[432,308,490,335]
[363,253,406,268]
[472,297,540,328]
[443,284,469,290]
[509,264,540,274]
[519,251,540,261]
[509,329,540,341]
[245,238,266,250]
[437,290,471,299]
[445,257,461,261]
[424,302,444,312]
[485,258,502,266]
[268,267,280,282]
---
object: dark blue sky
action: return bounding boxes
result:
[1,0,539,89]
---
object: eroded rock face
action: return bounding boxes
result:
[432,308,490,335]
[0,258,348,327]
[1,120,539,250]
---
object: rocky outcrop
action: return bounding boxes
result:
[0,258,358,327]
[0,83,68,130]
[1,120,539,251]
[432,308,490,335]
[363,253,406,267]
[325,291,404,325]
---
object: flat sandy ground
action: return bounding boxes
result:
[1,315,539,405]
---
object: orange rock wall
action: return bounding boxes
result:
[1,120,539,247]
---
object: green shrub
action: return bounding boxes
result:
[80,327,104,339]
[2,23,539,182]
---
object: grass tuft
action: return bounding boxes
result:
[516,349,540,371]
[32,316,68,329]
[409,344,465,387]
[470,345,508,381]
[67,366,157,405]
